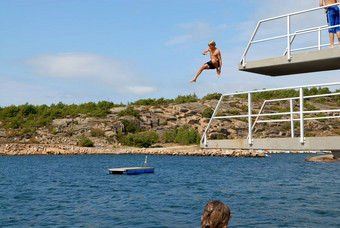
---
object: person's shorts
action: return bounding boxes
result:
[205,60,220,69]
[327,6,340,33]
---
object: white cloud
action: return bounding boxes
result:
[125,86,157,95]
[165,21,227,45]
[23,53,157,96]
[0,77,70,106]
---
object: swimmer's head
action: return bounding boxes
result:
[208,40,216,47]
[201,200,231,228]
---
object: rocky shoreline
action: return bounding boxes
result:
[0,143,266,157]
[304,154,339,163]
[2,143,340,163]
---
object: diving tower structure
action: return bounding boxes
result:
[239,3,340,76]
[200,3,340,158]
[200,82,340,158]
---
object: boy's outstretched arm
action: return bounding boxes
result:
[202,48,209,55]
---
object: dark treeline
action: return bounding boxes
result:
[234,87,340,101]
[0,101,123,130]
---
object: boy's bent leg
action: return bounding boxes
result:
[216,68,221,78]
[190,64,209,82]
[212,61,221,78]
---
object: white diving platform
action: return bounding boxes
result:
[239,3,340,76]
[239,48,340,76]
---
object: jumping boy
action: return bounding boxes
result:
[190,40,222,82]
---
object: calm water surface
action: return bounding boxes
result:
[0,154,339,227]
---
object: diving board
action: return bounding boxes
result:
[239,3,340,76]
[239,47,340,76]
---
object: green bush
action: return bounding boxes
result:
[121,119,139,134]
[235,88,299,101]
[121,131,159,148]
[202,93,222,100]
[117,106,140,118]
[20,127,36,135]
[202,108,214,118]
[235,87,335,102]
[132,98,173,106]
[240,106,248,112]
[90,128,105,137]
[164,126,200,145]
[0,101,122,130]
[228,110,240,115]
[174,94,198,104]
[304,103,319,111]
[20,104,38,117]
[77,137,94,147]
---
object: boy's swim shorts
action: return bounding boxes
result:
[206,60,220,69]
[327,6,340,33]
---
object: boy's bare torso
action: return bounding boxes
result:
[323,0,338,5]
[209,47,220,63]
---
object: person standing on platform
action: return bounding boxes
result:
[320,0,340,48]
[190,40,222,82]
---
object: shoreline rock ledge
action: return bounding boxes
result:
[304,154,340,163]
[0,143,266,157]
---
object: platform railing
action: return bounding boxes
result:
[283,24,340,55]
[240,3,340,68]
[201,82,340,147]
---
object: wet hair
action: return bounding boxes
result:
[201,200,231,228]
[208,40,216,46]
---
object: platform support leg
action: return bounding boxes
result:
[299,88,304,144]
[290,99,295,138]
[248,92,253,146]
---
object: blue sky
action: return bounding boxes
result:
[1,0,339,106]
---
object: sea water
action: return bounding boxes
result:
[0,154,339,227]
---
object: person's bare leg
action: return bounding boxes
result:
[336,32,340,47]
[216,68,221,78]
[212,62,220,78]
[329,33,335,48]
[190,64,209,82]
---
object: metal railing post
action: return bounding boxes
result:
[318,27,321,50]
[290,99,295,138]
[248,92,253,145]
[287,15,291,61]
[241,21,262,67]
[299,87,304,144]
[201,94,225,146]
